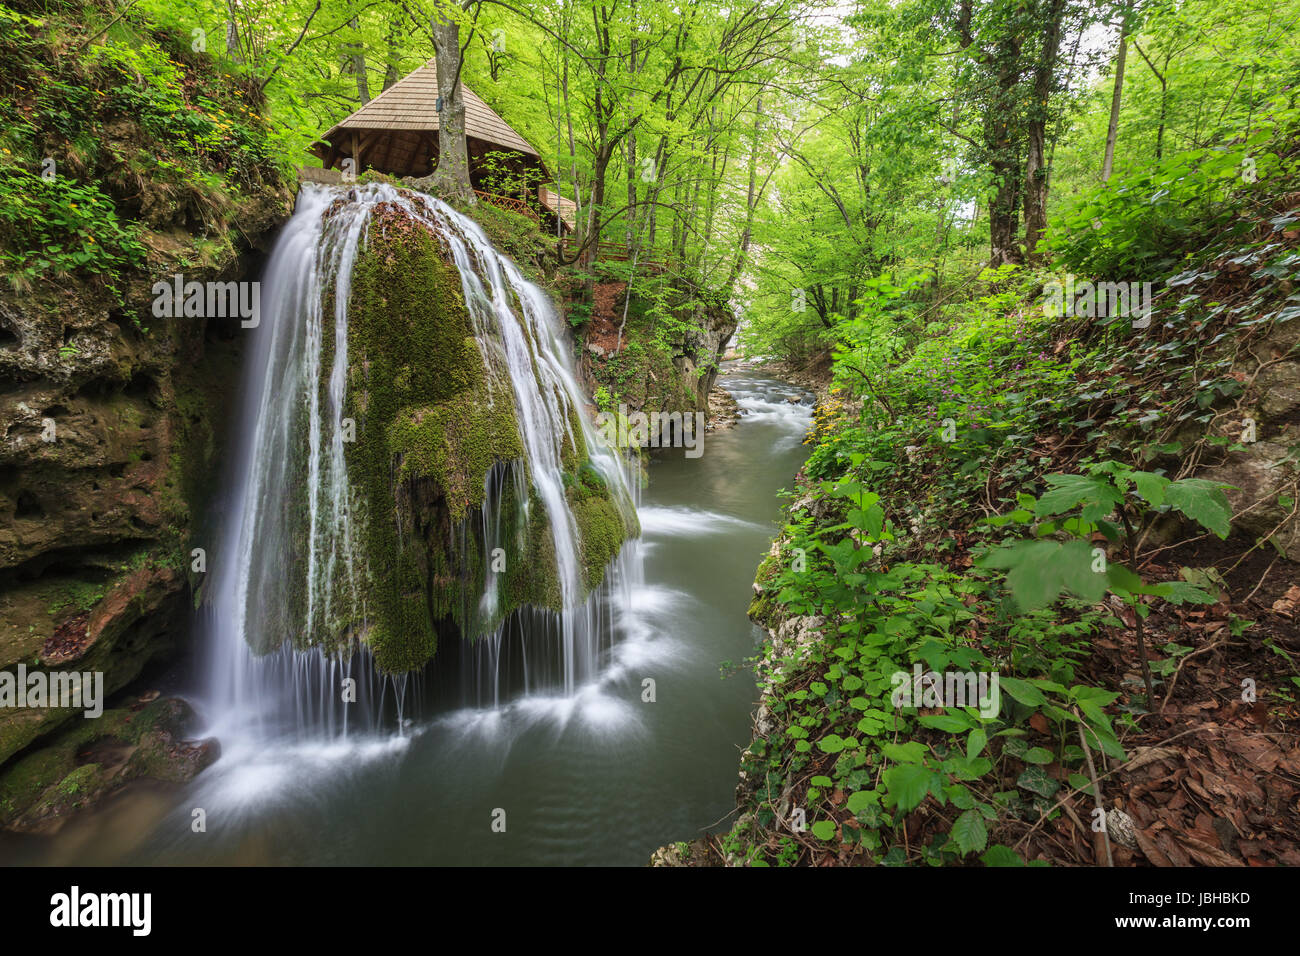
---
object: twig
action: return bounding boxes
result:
[1121,507,1156,705]
[75,0,143,54]
[1243,556,1278,604]
[1160,636,1235,715]
[1075,706,1113,867]
[1012,727,1205,852]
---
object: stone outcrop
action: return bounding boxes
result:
[0,0,294,827]
[1204,317,1300,558]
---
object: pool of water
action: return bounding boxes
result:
[2,368,812,866]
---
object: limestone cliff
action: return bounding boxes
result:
[0,2,291,825]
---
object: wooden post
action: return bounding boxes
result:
[351,131,361,174]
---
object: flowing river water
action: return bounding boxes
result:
[4,368,812,865]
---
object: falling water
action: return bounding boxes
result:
[201,183,641,744]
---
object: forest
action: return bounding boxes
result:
[0,0,1297,881]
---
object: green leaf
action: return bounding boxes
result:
[918,712,974,733]
[882,763,933,814]
[1150,580,1217,605]
[1034,473,1123,518]
[980,844,1025,867]
[1000,677,1047,706]
[1017,765,1060,798]
[967,728,988,761]
[881,741,927,764]
[811,820,837,841]
[1165,478,1234,538]
[846,790,877,813]
[1105,562,1143,593]
[1022,746,1055,765]
[1131,471,1170,507]
[982,539,1107,610]
[951,808,989,855]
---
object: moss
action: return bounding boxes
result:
[341,213,533,671]
[572,493,631,592]
[314,196,637,673]
[515,494,562,610]
[388,391,523,524]
[0,697,193,829]
[446,198,552,286]
[747,548,786,627]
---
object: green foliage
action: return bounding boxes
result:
[0,163,146,282]
[733,466,1121,866]
[0,0,283,290]
[980,461,1232,613]
[1048,109,1297,277]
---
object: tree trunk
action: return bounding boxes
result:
[1102,4,1131,182]
[430,11,474,203]
[1023,0,1065,261]
[350,18,370,105]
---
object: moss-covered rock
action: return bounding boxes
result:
[0,695,217,833]
[334,196,634,673]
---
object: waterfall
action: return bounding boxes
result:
[201,183,641,744]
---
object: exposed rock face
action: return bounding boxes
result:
[1204,318,1300,559]
[0,0,295,830]
[0,695,218,834]
[0,175,291,821]
[672,293,739,410]
[581,280,737,416]
[0,262,284,767]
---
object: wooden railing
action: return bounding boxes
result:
[592,240,669,271]
[474,189,540,222]
[554,237,671,271]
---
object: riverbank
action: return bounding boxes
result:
[665,262,1300,868]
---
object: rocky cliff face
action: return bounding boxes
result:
[1206,314,1300,559]
[0,219,286,768]
[0,230,290,828]
[579,277,737,417]
[0,3,292,828]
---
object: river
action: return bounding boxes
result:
[2,368,811,865]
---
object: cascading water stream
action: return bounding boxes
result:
[200,183,641,746]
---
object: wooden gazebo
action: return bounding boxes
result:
[310,59,573,232]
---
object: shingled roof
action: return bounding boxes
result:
[310,59,576,232]
[313,58,540,172]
